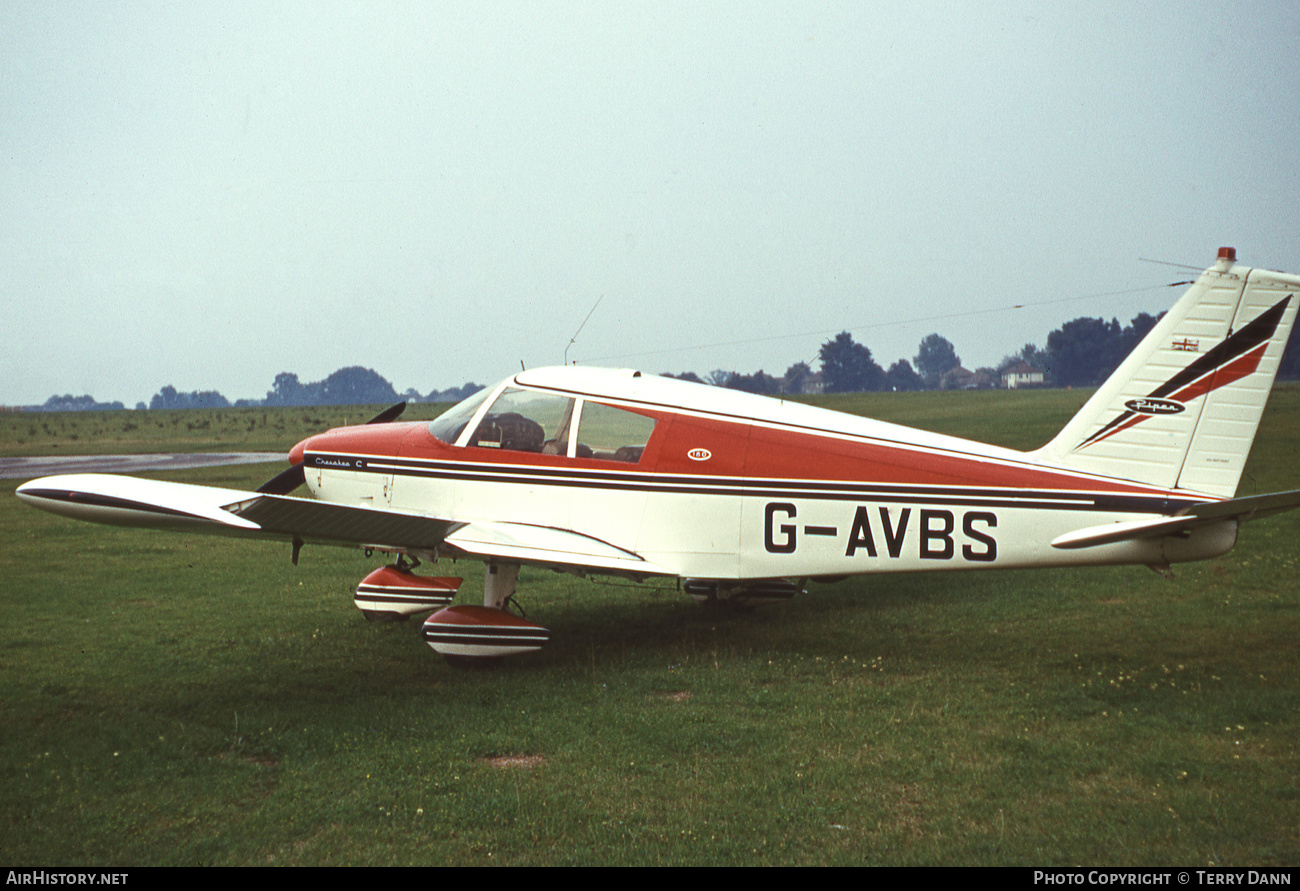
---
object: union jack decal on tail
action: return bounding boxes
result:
[1076,295,1292,450]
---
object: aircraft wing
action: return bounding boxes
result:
[1051,488,1300,550]
[15,474,670,576]
[16,473,463,551]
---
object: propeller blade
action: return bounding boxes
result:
[366,401,407,425]
[257,463,306,495]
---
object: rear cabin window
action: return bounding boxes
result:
[575,402,657,463]
[468,388,575,455]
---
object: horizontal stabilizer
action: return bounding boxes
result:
[1051,515,1204,549]
[1177,488,1300,523]
[1052,488,1300,549]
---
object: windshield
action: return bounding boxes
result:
[427,387,491,444]
[468,388,575,454]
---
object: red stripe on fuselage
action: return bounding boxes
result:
[311,410,1182,500]
[729,418,1165,495]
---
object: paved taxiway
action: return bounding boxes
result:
[0,453,283,479]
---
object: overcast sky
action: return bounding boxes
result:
[3,1,1298,407]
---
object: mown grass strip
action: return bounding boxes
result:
[1,387,1296,865]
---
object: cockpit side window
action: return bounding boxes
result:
[469,388,576,455]
[574,401,657,463]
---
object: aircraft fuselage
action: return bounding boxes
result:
[298,369,1234,582]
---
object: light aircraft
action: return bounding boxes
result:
[17,247,1300,664]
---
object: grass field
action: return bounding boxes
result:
[2,388,1298,866]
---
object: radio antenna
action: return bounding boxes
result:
[1138,256,1203,271]
[564,295,603,365]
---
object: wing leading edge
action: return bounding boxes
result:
[16,473,462,550]
[15,473,669,577]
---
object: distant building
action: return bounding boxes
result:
[940,366,994,390]
[1001,362,1045,389]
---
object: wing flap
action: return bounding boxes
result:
[226,494,461,549]
[444,520,672,577]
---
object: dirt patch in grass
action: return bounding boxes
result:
[478,754,547,768]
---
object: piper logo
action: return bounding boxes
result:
[1124,398,1185,416]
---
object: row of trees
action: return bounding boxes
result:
[37,394,126,412]
[669,332,969,396]
[150,387,232,410]
[663,333,943,396]
[27,309,1300,410]
[31,367,485,412]
[1044,313,1160,388]
[673,310,1189,397]
[262,368,483,407]
[815,330,978,393]
[264,367,401,407]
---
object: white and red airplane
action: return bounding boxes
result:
[17,247,1300,664]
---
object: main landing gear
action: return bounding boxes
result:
[353,554,460,622]
[355,559,551,666]
[422,563,552,665]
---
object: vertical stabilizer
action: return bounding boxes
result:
[1034,249,1300,498]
